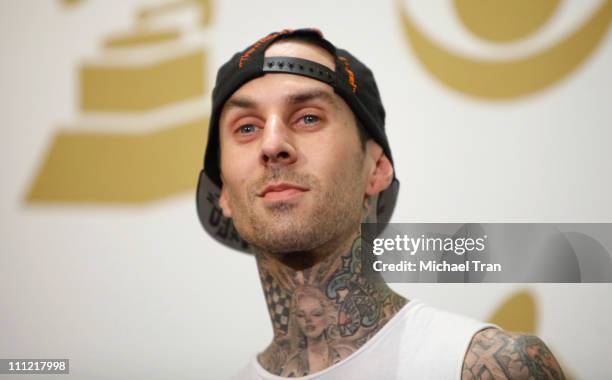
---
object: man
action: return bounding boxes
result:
[196,28,565,379]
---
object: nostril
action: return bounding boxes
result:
[277,151,290,160]
[261,151,292,164]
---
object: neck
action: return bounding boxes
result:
[256,232,407,376]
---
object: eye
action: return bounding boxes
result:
[302,114,320,125]
[237,124,257,134]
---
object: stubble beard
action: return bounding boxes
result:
[227,158,366,255]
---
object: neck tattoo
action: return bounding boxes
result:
[256,236,407,377]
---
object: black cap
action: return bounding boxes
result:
[196,28,399,253]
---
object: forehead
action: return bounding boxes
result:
[222,74,339,115]
[298,295,323,308]
[221,39,341,112]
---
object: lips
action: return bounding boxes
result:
[258,182,309,202]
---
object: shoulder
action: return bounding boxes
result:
[461,328,565,380]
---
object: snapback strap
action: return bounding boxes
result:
[263,56,335,85]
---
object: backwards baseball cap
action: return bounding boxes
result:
[196,28,399,253]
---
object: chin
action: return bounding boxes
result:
[234,198,360,254]
[250,220,323,253]
[258,233,320,254]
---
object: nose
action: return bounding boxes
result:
[260,116,297,167]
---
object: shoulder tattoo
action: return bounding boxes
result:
[462,328,565,380]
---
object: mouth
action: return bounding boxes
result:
[257,182,309,203]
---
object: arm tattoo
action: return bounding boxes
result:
[462,328,565,380]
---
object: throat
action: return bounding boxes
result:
[255,235,407,376]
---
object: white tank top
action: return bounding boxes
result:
[230,300,494,380]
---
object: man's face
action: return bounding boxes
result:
[217,40,371,254]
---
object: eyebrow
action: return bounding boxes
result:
[224,97,256,111]
[287,89,338,108]
[223,88,338,114]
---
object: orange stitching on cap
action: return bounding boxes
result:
[338,56,357,93]
[239,29,293,69]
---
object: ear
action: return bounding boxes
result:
[218,186,233,218]
[364,141,394,197]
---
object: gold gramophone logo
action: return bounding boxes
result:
[26,0,212,203]
[398,0,612,99]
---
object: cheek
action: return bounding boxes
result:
[220,146,256,194]
[305,135,355,171]
[312,315,326,327]
[304,136,365,187]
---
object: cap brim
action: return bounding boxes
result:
[196,170,251,253]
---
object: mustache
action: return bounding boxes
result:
[249,168,318,194]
